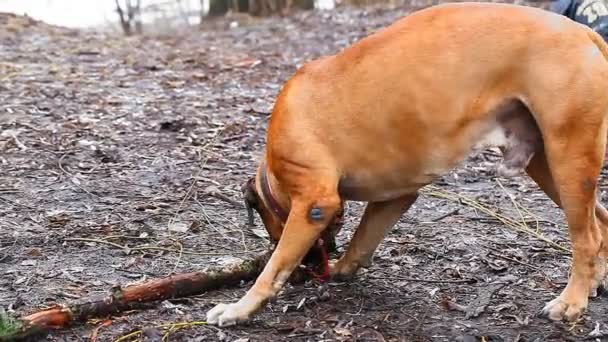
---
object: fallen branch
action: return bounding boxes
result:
[420,185,570,254]
[0,251,314,342]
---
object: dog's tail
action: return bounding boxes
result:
[586,27,608,62]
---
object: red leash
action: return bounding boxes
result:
[305,239,331,282]
[304,208,346,283]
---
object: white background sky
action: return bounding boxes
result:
[0,0,203,28]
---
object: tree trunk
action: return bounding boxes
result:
[296,0,315,10]
[115,0,132,35]
[134,0,143,34]
[208,0,229,16]
[200,0,206,25]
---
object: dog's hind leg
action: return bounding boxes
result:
[532,111,606,321]
[592,201,608,294]
[330,193,418,278]
[525,148,559,203]
[526,148,607,298]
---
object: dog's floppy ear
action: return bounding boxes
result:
[242,178,258,226]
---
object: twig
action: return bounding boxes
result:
[168,238,184,275]
[372,270,476,284]
[89,319,112,342]
[193,192,252,253]
[204,191,243,208]
[57,153,99,198]
[496,179,559,232]
[420,185,570,254]
[430,208,460,222]
[485,247,544,272]
[496,179,531,232]
[9,133,27,151]
[0,238,17,263]
[0,196,38,210]
[465,216,553,226]
[104,235,151,241]
[113,321,208,342]
[168,131,222,231]
[63,237,259,256]
[414,300,433,336]
[63,238,129,252]
[194,196,236,241]
[115,268,159,278]
[128,245,260,256]
[443,298,467,313]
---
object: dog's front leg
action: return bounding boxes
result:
[331,193,418,278]
[206,194,341,327]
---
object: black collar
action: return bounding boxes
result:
[259,159,289,224]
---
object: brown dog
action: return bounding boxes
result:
[207,2,608,326]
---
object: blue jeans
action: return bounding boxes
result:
[550,0,608,42]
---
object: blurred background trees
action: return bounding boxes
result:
[0,0,551,36]
[115,0,143,35]
[111,0,319,34]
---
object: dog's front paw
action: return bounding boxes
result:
[206,302,251,327]
[541,295,588,321]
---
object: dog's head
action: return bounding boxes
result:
[241,170,284,242]
[241,164,345,256]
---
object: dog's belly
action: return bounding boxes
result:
[338,158,443,201]
[338,176,427,202]
[337,100,542,202]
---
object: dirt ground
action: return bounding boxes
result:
[1,2,608,341]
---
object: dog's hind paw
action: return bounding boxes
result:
[590,276,607,298]
[541,295,588,322]
[328,258,361,280]
[590,258,607,298]
[206,302,251,327]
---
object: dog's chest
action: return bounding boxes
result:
[338,171,431,202]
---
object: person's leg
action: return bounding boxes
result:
[550,0,575,16]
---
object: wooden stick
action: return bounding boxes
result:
[0,251,314,341]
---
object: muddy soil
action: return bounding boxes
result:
[1,2,607,341]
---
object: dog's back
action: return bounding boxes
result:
[267,2,608,189]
